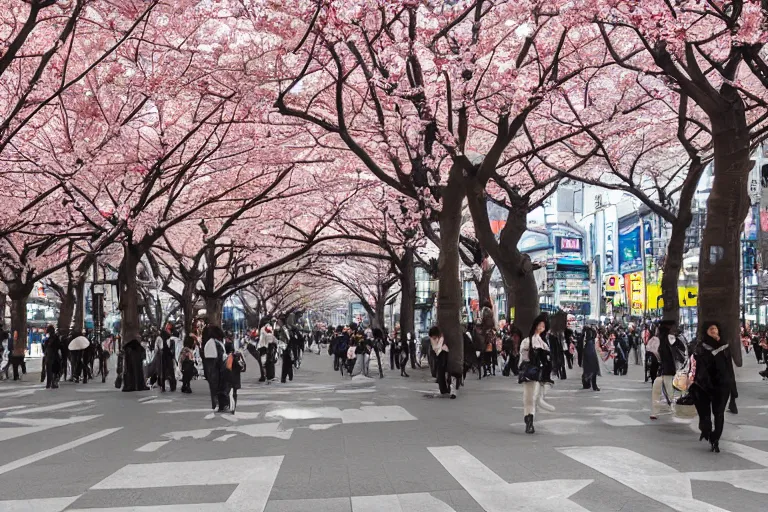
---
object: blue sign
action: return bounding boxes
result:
[619,225,642,274]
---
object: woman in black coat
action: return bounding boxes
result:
[202,325,229,412]
[691,321,735,453]
[121,339,149,392]
[43,325,62,389]
[581,326,601,391]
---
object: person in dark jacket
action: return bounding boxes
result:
[121,339,149,392]
[179,335,197,394]
[225,341,245,413]
[650,320,686,419]
[202,325,229,412]
[43,325,62,389]
[691,321,735,453]
[581,326,601,391]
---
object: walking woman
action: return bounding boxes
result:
[581,326,601,391]
[691,322,735,453]
[179,336,197,394]
[202,325,229,412]
[518,313,554,434]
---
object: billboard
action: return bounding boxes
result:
[618,224,642,274]
[557,236,582,253]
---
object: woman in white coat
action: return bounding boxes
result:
[519,313,555,434]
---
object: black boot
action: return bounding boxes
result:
[710,440,720,453]
[525,414,535,434]
[699,431,710,442]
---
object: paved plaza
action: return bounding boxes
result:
[0,354,766,512]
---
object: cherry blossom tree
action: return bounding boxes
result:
[576,0,768,363]
[258,0,601,372]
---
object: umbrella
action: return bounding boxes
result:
[69,336,90,351]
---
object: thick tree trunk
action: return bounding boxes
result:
[205,296,224,327]
[118,243,142,343]
[373,293,387,330]
[56,282,76,337]
[7,281,33,356]
[698,94,751,366]
[399,246,416,342]
[661,160,704,323]
[438,165,466,375]
[660,223,685,322]
[0,291,6,327]
[72,275,86,334]
[464,177,539,336]
[473,266,492,309]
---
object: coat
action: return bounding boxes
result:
[582,333,601,379]
[692,335,734,398]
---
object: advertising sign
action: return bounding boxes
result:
[619,224,642,274]
[605,222,615,272]
[624,272,645,316]
[557,236,582,253]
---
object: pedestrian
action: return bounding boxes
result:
[154,325,178,392]
[518,313,555,434]
[280,333,294,383]
[259,321,277,382]
[121,339,149,392]
[581,326,601,391]
[650,320,686,420]
[372,328,385,379]
[202,325,229,412]
[691,321,735,453]
[0,327,10,380]
[225,341,246,413]
[399,333,410,378]
[43,325,62,389]
[408,331,419,369]
[429,326,457,399]
[9,330,25,381]
[389,324,400,371]
[179,336,197,394]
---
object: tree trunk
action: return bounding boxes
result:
[72,275,87,334]
[56,282,76,337]
[473,265,493,309]
[7,280,33,357]
[698,93,751,366]
[205,296,224,327]
[661,159,705,323]
[399,246,416,342]
[437,164,466,375]
[0,291,6,328]
[464,176,539,336]
[373,292,387,330]
[118,242,142,343]
[660,223,685,322]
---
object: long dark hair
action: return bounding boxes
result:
[528,313,550,340]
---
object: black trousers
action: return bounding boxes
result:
[436,351,451,394]
[281,351,293,383]
[10,355,24,381]
[694,389,729,442]
[399,350,409,375]
[390,349,399,370]
[582,373,598,390]
[373,347,384,378]
[754,344,764,363]
[71,350,86,382]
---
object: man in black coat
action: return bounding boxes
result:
[43,325,62,389]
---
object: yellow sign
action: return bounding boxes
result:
[626,272,645,316]
[646,284,698,309]
[604,275,622,292]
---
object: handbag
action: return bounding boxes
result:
[672,370,689,392]
[518,338,541,383]
[225,353,234,371]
